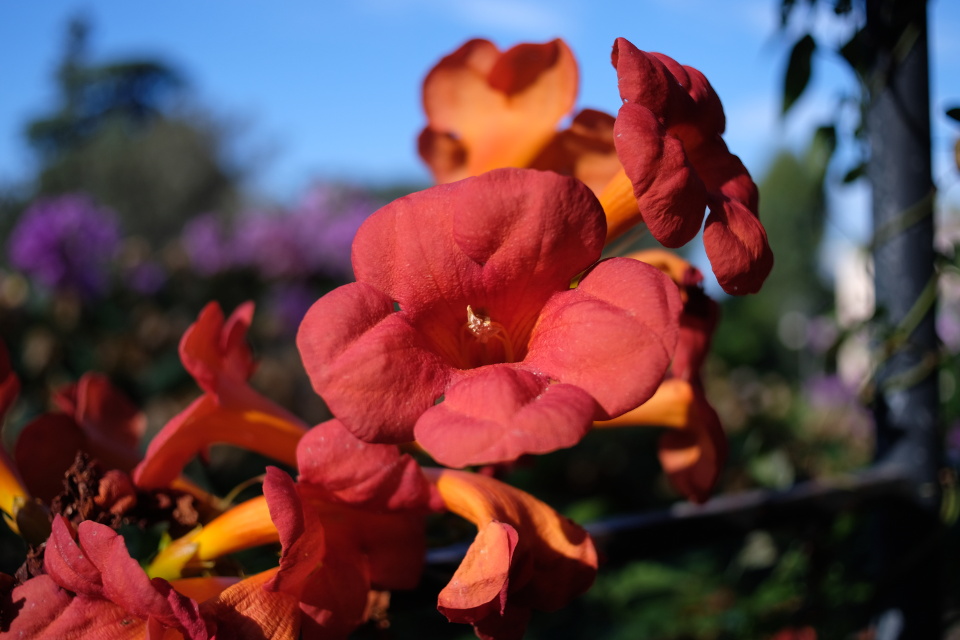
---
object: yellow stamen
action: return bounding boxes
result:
[463,306,516,363]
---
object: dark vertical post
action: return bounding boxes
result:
[866,0,940,637]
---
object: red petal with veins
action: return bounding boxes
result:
[263,467,326,599]
[297,282,452,444]
[296,419,442,511]
[415,366,596,468]
[703,197,774,295]
[43,517,211,637]
[611,37,773,294]
[613,103,707,246]
[526,258,681,419]
[351,169,604,320]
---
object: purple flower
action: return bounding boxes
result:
[7,194,121,298]
[232,210,311,279]
[289,184,374,280]
[266,281,318,334]
[181,212,233,276]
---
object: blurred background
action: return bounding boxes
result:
[2,1,960,638]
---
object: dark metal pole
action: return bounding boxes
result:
[866,0,941,636]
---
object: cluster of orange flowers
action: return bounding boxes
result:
[0,36,770,639]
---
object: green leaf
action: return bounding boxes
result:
[840,28,873,78]
[814,124,837,155]
[843,163,865,183]
[782,34,816,115]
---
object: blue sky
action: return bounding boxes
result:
[2,0,958,227]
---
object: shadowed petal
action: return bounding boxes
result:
[529,109,621,195]
[703,196,774,295]
[437,521,518,623]
[201,569,300,640]
[14,413,81,502]
[658,392,727,504]
[53,373,145,472]
[415,366,596,468]
[426,468,596,638]
[595,379,726,503]
[296,420,442,511]
[612,102,706,246]
[44,516,211,638]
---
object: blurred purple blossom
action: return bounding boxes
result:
[937,308,960,353]
[266,281,320,335]
[181,212,233,276]
[7,194,122,298]
[126,260,167,295]
[179,183,374,281]
[803,374,874,443]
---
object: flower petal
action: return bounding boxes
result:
[528,109,621,196]
[180,301,257,396]
[0,447,28,533]
[296,419,442,511]
[426,468,596,637]
[526,257,681,419]
[147,496,278,580]
[658,391,727,504]
[54,373,145,472]
[704,196,774,295]
[421,39,578,178]
[611,38,687,120]
[414,366,596,468]
[297,282,451,443]
[594,379,726,503]
[200,569,300,640]
[264,467,325,598]
[417,127,468,184]
[15,413,83,502]
[44,516,210,637]
[133,393,306,489]
[6,574,152,639]
[350,169,605,323]
[612,102,707,245]
[437,521,518,622]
